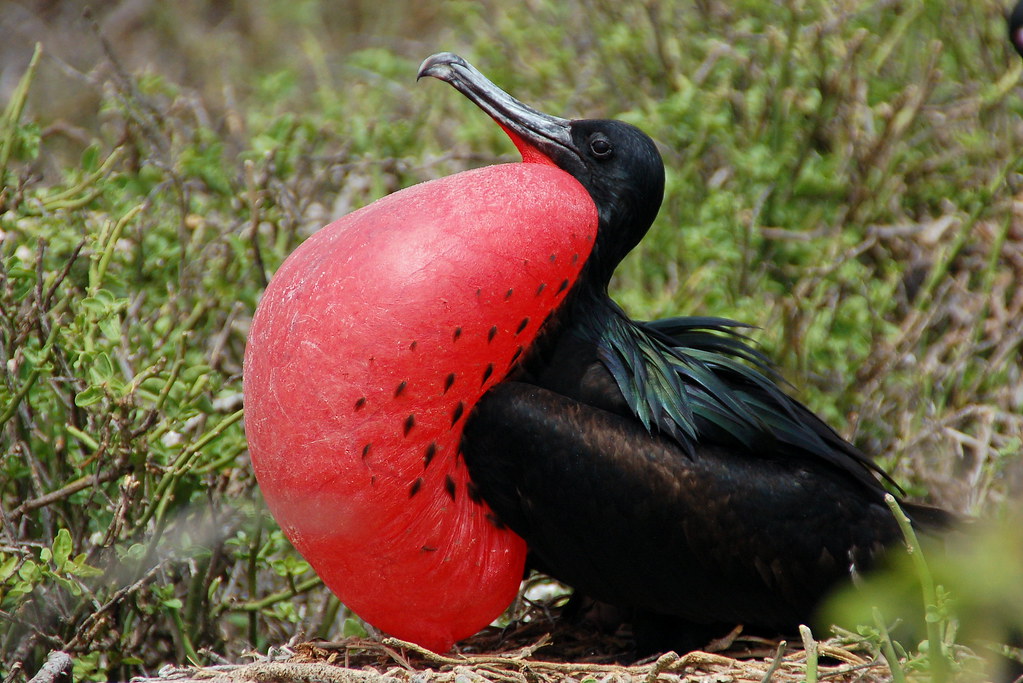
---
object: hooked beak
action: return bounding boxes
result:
[417,52,577,168]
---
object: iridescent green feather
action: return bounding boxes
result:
[582,304,900,492]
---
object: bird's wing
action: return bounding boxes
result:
[461,380,903,628]
[588,312,901,494]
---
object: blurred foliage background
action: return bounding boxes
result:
[1,0,1022,680]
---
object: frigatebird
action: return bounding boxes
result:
[419,52,951,650]
[1010,0,1023,57]
[243,52,950,654]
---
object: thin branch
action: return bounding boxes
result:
[26,651,72,683]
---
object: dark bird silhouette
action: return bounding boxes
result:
[1011,0,1023,57]
[419,52,952,652]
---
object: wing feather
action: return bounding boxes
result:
[578,306,900,493]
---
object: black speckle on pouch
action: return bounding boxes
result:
[451,401,465,426]
[467,481,483,504]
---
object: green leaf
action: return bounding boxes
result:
[270,554,311,578]
[0,555,18,583]
[207,576,222,601]
[66,554,104,578]
[3,580,34,604]
[18,347,54,374]
[18,559,41,583]
[271,601,299,623]
[88,351,115,385]
[118,544,147,562]
[98,315,122,341]
[52,574,82,596]
[341,617,368,638]
[75,385,105,407]
[72,651,104,683]
[81,144,100,172]
[79,290,114,315]
[52,528,73,570]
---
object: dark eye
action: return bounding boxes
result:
[589,135,613,159]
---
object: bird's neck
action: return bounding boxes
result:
[510,278,621,381]
[554,277,626,343]
[521,280,692,440]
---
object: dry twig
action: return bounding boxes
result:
[26,651,72,683]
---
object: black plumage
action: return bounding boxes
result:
[419,53,951,651]
[1010,0,1023,57]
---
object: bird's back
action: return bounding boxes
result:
[462,305,951,637]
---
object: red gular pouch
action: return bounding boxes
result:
[244,162,598,652]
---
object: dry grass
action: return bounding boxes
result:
[134,622,893,683]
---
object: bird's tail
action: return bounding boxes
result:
[903,501,960,533]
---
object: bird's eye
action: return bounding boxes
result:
[589,135,613,159]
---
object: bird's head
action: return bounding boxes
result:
[419,52,665,285]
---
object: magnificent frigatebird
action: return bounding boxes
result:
[420,53,951,650]
[243,52,949,654]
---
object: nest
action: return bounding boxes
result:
[132,612,891,683]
